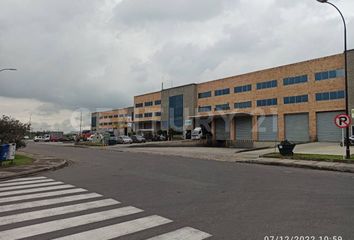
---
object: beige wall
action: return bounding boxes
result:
[196,53,345,141]
[134,91,162,122]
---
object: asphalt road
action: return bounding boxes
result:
[3,143,354,240]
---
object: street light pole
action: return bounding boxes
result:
[317,0,350,159]
[0,68,17,72]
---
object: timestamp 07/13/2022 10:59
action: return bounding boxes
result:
[264,236,343,240]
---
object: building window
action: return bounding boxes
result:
[144,112,153,118]
[155,100,161,105]
[283,75,308,86]
[234,84,252,93]
[135,103,143,108]
[215,103,230,111]
[234,101,252,109]
[135,114,143,118]
[198,106,212,112]
[154,112,161,116]
[316,90,345,101]
[315,69,345,81]
[144,101,153,107]
[198,91,212,99]
[113,115,118,118]
[284,95,308,104]
[215,88,230,96]
[169,95,184,131]
[257,98,277,106]
[256,80,277,90]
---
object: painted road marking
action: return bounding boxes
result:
[0,181,64,192]
[0,188,86,204]
[0,184,75,198]
[0,206,143,240]
[0,199,119,226]
[0,176,47,183]
[53,215,173,240]
[0,179,54,187]
[0,193,100,213]
[146,227,212,240]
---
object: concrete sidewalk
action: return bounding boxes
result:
[0,151,68,180]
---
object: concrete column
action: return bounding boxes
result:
[309,111,317,141]
[230,117,235,141]
[278,114,285,141]
[252,116,258,141]
[211,118,216,141]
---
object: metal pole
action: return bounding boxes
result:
[321,1,350,159]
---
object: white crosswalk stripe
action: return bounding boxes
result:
[0,188,86,204]
[53,215,173,240]
[0,179,54,187]
[146,227,212,240]
[0,193,101,213]
[0,199,119,226]
[0,176,212,240]
[0,184,75,198]
[0,181,63,192]
[1,176,47,183]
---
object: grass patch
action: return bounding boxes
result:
[263,152,354,163]
[0,154,34,167]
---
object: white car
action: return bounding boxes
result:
[117,136,133,144]
[34,136,43,142]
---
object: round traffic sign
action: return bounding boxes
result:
[334,114,352,128]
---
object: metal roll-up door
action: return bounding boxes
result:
[215,118,227,140]
[317,111,344,142]
[258,115,278,141]
[285,113,310,142]
[236,117,252,140]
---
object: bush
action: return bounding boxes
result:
[0,115,30,149]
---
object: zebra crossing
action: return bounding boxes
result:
[0,176,212,240]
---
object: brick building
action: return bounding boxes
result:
[92,50,354,145]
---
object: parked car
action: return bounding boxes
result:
[340,136,354,146]
[34,136,43,142]
[117,136,133,144]
[191,127,203,140]
[43,134,51,142]
[131,135,146,143]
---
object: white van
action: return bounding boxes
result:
[191,127,203,140]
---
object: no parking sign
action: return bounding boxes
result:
[334,114,352,128]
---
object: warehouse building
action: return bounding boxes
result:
[92,50,354,146]
[91,107,134,135]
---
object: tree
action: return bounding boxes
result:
[0,115,30,148]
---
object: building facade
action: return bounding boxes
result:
[92,107,134,135]
[92,50,354,146]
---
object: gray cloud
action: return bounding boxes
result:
[0,0,353,131]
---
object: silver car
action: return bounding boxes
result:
[117,136,133,144]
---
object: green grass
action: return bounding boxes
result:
[263,152,354,163]
[0,154,34,167]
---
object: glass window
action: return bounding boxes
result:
[144,101,153,107]
[338,90,345,99]
[154,100,161,105]
[330,91,337,100]
[154,112,161,116]
[315,73,322,81]
[169,95,184,131]
[215,104,230,111]
[135,103,143,108]
[198,106,212,112]
[144,112,153,118]
[321,71,329,80]
[329,70,336,78]
[257,80,277,89]
[198,91,212,99]
[215,88,230,96]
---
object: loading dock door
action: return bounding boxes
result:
[285,113,310,142]
[215,118,227,140]
[236,117,252,140]
[258,115,278,141]
[317,111,344,142]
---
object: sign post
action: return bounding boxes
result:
[334,114,352,159]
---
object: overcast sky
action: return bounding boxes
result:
[0,0,353,133]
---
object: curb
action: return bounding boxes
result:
[0,154,69,181]
[238,158,354,173]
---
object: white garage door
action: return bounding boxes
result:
[236,117,252,140]
[258,115,278,141]
[317,111,344,142]
[285,113,310,142]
